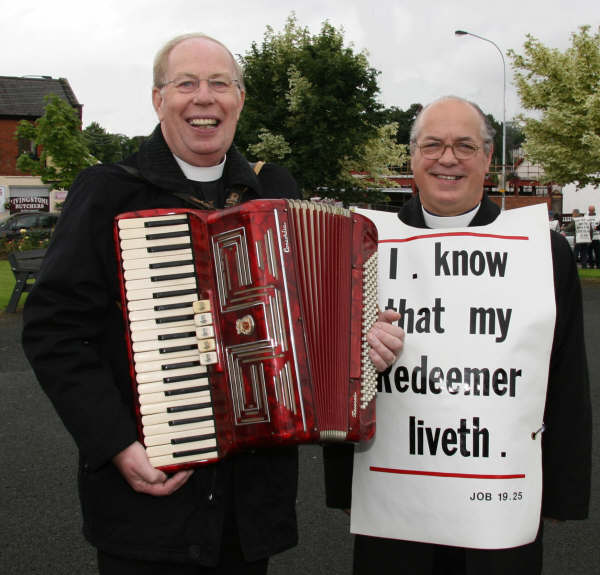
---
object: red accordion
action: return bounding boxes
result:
[115,199,378,471]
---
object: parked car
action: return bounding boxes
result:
[0,211,59,241]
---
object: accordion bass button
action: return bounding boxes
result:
[200,351,218,365]
[198,339,216,352]
[193,300,211,313]
[195,312,213,327]
[196,325,215,339]
[235,315,255,336]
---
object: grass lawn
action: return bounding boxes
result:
[0,259,31,312]
[579,267,600,282]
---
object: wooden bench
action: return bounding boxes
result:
[6,248,47,313]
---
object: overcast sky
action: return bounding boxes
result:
[3,0,598,137]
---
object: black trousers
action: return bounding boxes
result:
[588,239,600,267]
[96,503,268,575]
[353,522,543,575]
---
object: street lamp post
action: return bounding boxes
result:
[455,30,506,210]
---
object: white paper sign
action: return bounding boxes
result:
[574,217,592,243]
[351,203,555,550]
[592,215,600,241]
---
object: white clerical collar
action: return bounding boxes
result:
[422,203,481,229]
[173,154,226,182]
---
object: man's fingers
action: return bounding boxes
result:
[368,341,396,371]
[366,309,405,371]
[368,333,396,371]
[368,347,388,372]
[379,309,401,323]
[113,441,194,497]
[374,324,405,353]
[162,469,194,494]
[135,469,194,496]
[369,324,404,354]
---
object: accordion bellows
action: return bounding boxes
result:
[115,199,378,471]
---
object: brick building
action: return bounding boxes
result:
[0,76,81,217]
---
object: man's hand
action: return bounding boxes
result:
[112,441,194,496]
[367,309,404,371]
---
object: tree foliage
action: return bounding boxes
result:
[236,14,387,202]
[341,122,407,190]
[83,122,144,163]
[508,25,600,186]
[376,103,423,147]
[83,122,121,163]
[247,128,292,161]
[483,116,525,166]
[16,94,95,189]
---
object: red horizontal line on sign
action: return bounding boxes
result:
[379,232,529,244]
[370,466,526,480]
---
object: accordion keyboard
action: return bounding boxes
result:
[117,214,220,467]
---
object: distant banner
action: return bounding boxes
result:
[574,217,591,244]
[351,204,555,549]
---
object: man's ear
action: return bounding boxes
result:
[152,88,164,120]
[236,89,246,120]
[485,144,494,171]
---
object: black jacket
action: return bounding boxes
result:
[22,127,301,566]
[324,194,591,521]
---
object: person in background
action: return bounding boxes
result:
[586,205,599,268]
[566,209,590,268]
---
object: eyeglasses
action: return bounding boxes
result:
[160,75,241,94]
[416,141,481,160]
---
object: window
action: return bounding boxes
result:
[17,137,38,160]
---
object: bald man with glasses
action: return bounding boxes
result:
[324,96,591,575]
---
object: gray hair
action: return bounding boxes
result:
[153,33,245,91]
[409,96,496,155]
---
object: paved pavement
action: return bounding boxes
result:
[1,282,598,574]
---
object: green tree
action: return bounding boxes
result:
[16,94,95,189]
[484,115,525,166]
[236,14,386,202]
[83,121,121,163]
[341,122,407,193]
[121,135,146,158]
[83,122,145,163]
[508,25,600,186]
[377,103,423,147]
[247,128,292,161]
